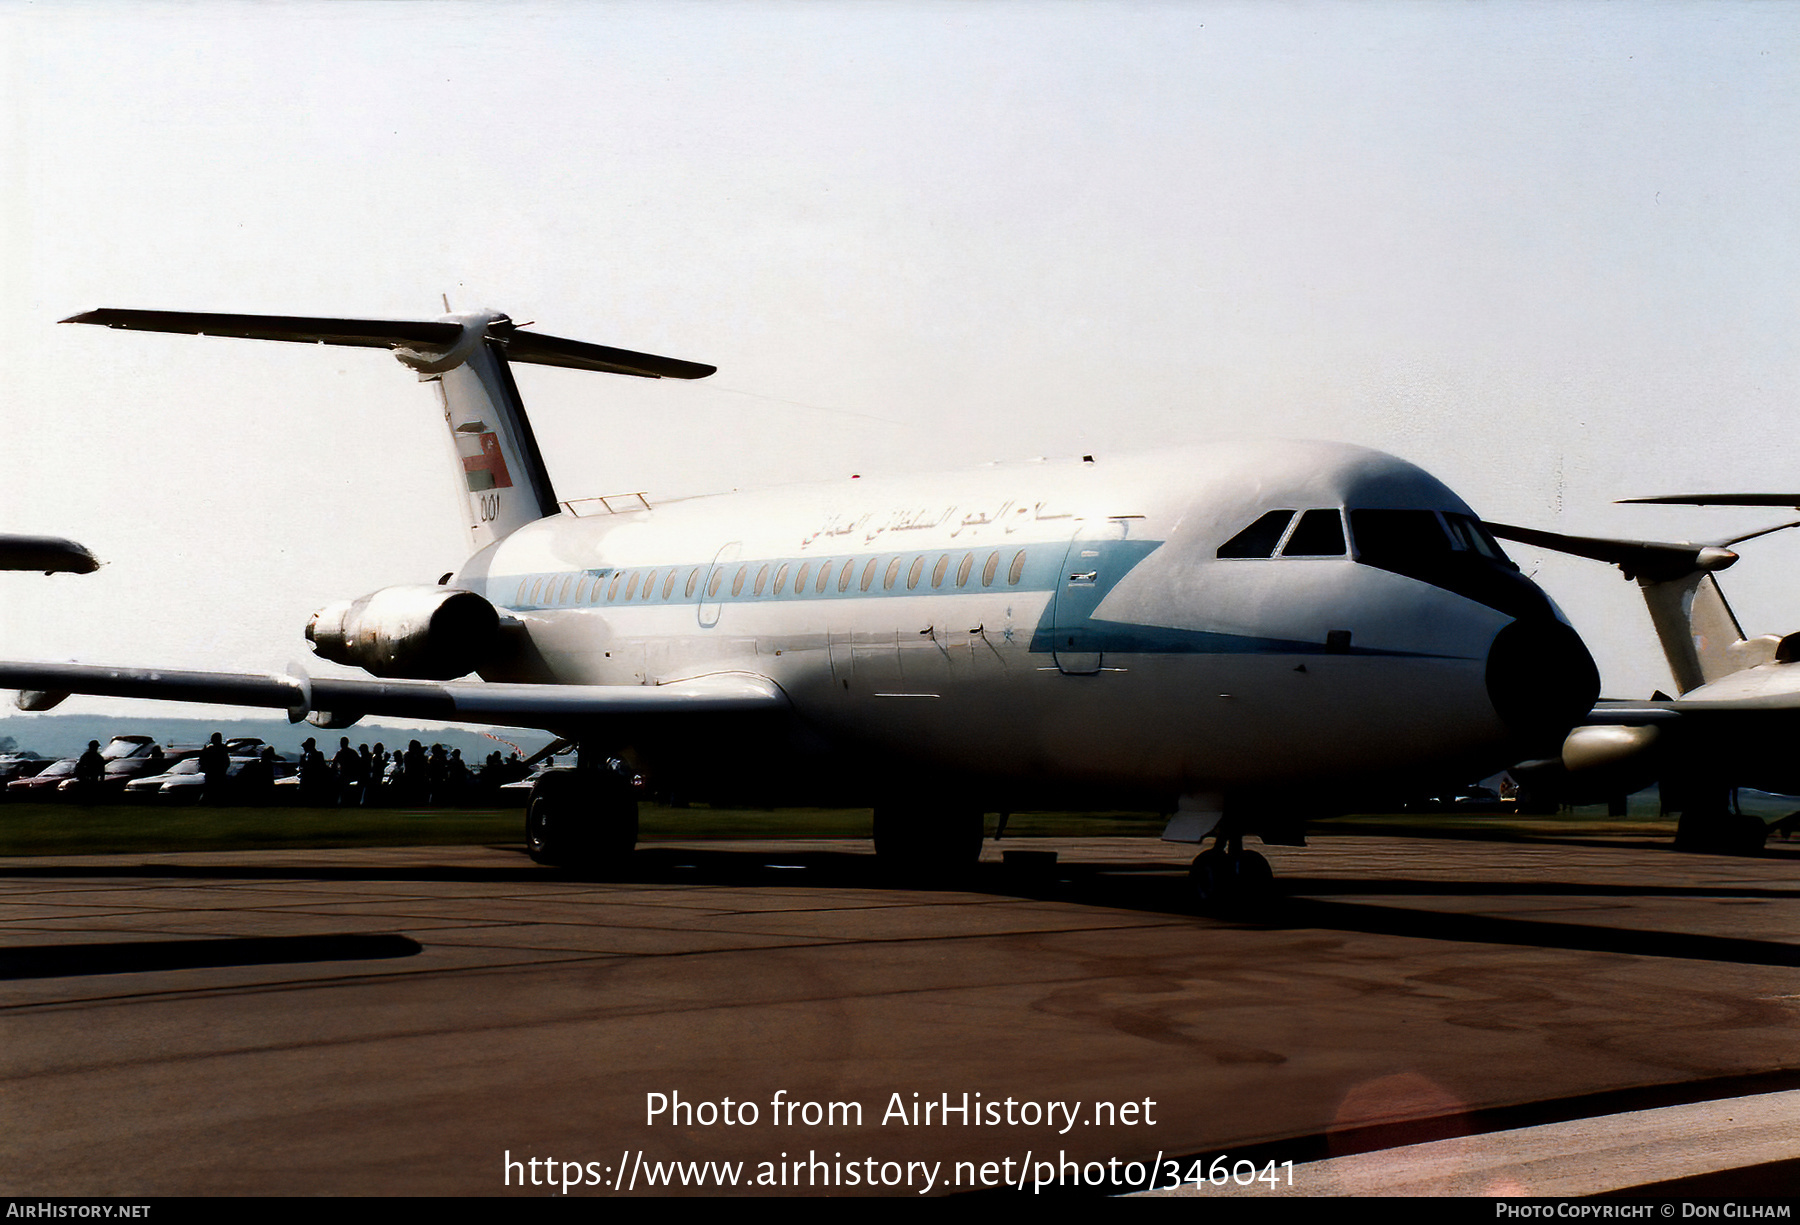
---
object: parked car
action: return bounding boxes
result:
[0,753,50,790]
[8,736,158,800]
[129,755,291,803]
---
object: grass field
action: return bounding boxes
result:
[0,798,1703,857]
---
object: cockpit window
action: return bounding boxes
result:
[1445,512,1511,564]
[1281,509,1346,557]
[1217,510,1295,558]
[1348,510,1451,567]
[1350,510,1516,571]
[1349,508,1539,619]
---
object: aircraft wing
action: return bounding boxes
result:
[0,535,98,574]
[0,661,786,732]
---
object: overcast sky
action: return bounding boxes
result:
[4,0,1798,720]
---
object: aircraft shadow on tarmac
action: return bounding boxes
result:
[0,932,421,980]
[2,843,1798,971]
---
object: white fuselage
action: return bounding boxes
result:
[452,440,1569,807]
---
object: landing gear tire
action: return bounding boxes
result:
[1674,810,1768,857]
[873,803,983,881]
[525,768,638,871]
[1187,847,1274,915]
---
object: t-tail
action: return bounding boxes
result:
[1487,516,1800,694]
[63,307,715,550]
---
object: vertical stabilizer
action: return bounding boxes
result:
[1638,570,1788,693]
[395,312,559,551]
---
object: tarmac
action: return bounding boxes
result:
[2,831,1798,1197]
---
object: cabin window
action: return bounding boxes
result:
[625,571,640,600]
[642,569,658,599]
[773,563,789,594]
[530,578,545,605]
[1218,510,1295,558]
[558,575,573,604]
[819,562,835,594]
[932,554,949,587]
[1008,550,1026,585]
[753,564,769,595]
[731,565,747,596]
[608,572,624,601]
[956,553,974,587]
[686,568,700,599]
[707,568,723,598]
[907,556,924,589]
[516,579,528,605]
[981,551,1000,586]
[575,575,591,603]
[860,558,879,591]
[1282,509,1347,557]
[795,562,811,594]
[883,558,901,589]
[663,570,678,600]
[838,559,855,592]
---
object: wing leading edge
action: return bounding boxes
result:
[0,661,786,732]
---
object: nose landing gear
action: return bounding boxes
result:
[1186,836,1275,915]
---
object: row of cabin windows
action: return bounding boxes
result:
[514,548,1032,609]
[1216,508,1514,567]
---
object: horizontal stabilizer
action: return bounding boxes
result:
[62,309,715,380]
[499,327,716,379]
[1485,521,1743,583]
[1620,494,1800,508]
[0,661,785,733]
[63,309,461,349]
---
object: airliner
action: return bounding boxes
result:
[0,307,1600,902]
[1490,507,1800,856]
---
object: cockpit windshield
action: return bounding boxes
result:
[1348,509,1541,618]
[1348,510,1514,575]
[1216,509,1348,559]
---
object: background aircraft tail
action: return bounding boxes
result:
[65,308,714,552]
[1638,569,1776,693]
[1487,518,1800,694]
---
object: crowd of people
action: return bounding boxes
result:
[296,736,535,807]
[47,732,541,807]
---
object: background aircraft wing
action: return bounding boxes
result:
[0,661,786,732]
[0,535,99,574]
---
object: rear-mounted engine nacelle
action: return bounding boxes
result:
[306,585,499,679]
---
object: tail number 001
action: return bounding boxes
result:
[478,493,502,522]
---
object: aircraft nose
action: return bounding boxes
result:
[1484,615,1601,756]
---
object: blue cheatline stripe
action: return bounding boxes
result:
[478,543,1077,612]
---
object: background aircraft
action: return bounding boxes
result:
[1490,511,1800,854]
[0,306,1600,903]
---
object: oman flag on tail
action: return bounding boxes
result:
[459,431,514,491]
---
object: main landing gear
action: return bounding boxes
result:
[872,801,984,881]
[525,766,638,871]
[1666,777,1770,858]
[1186,835,1275,915]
